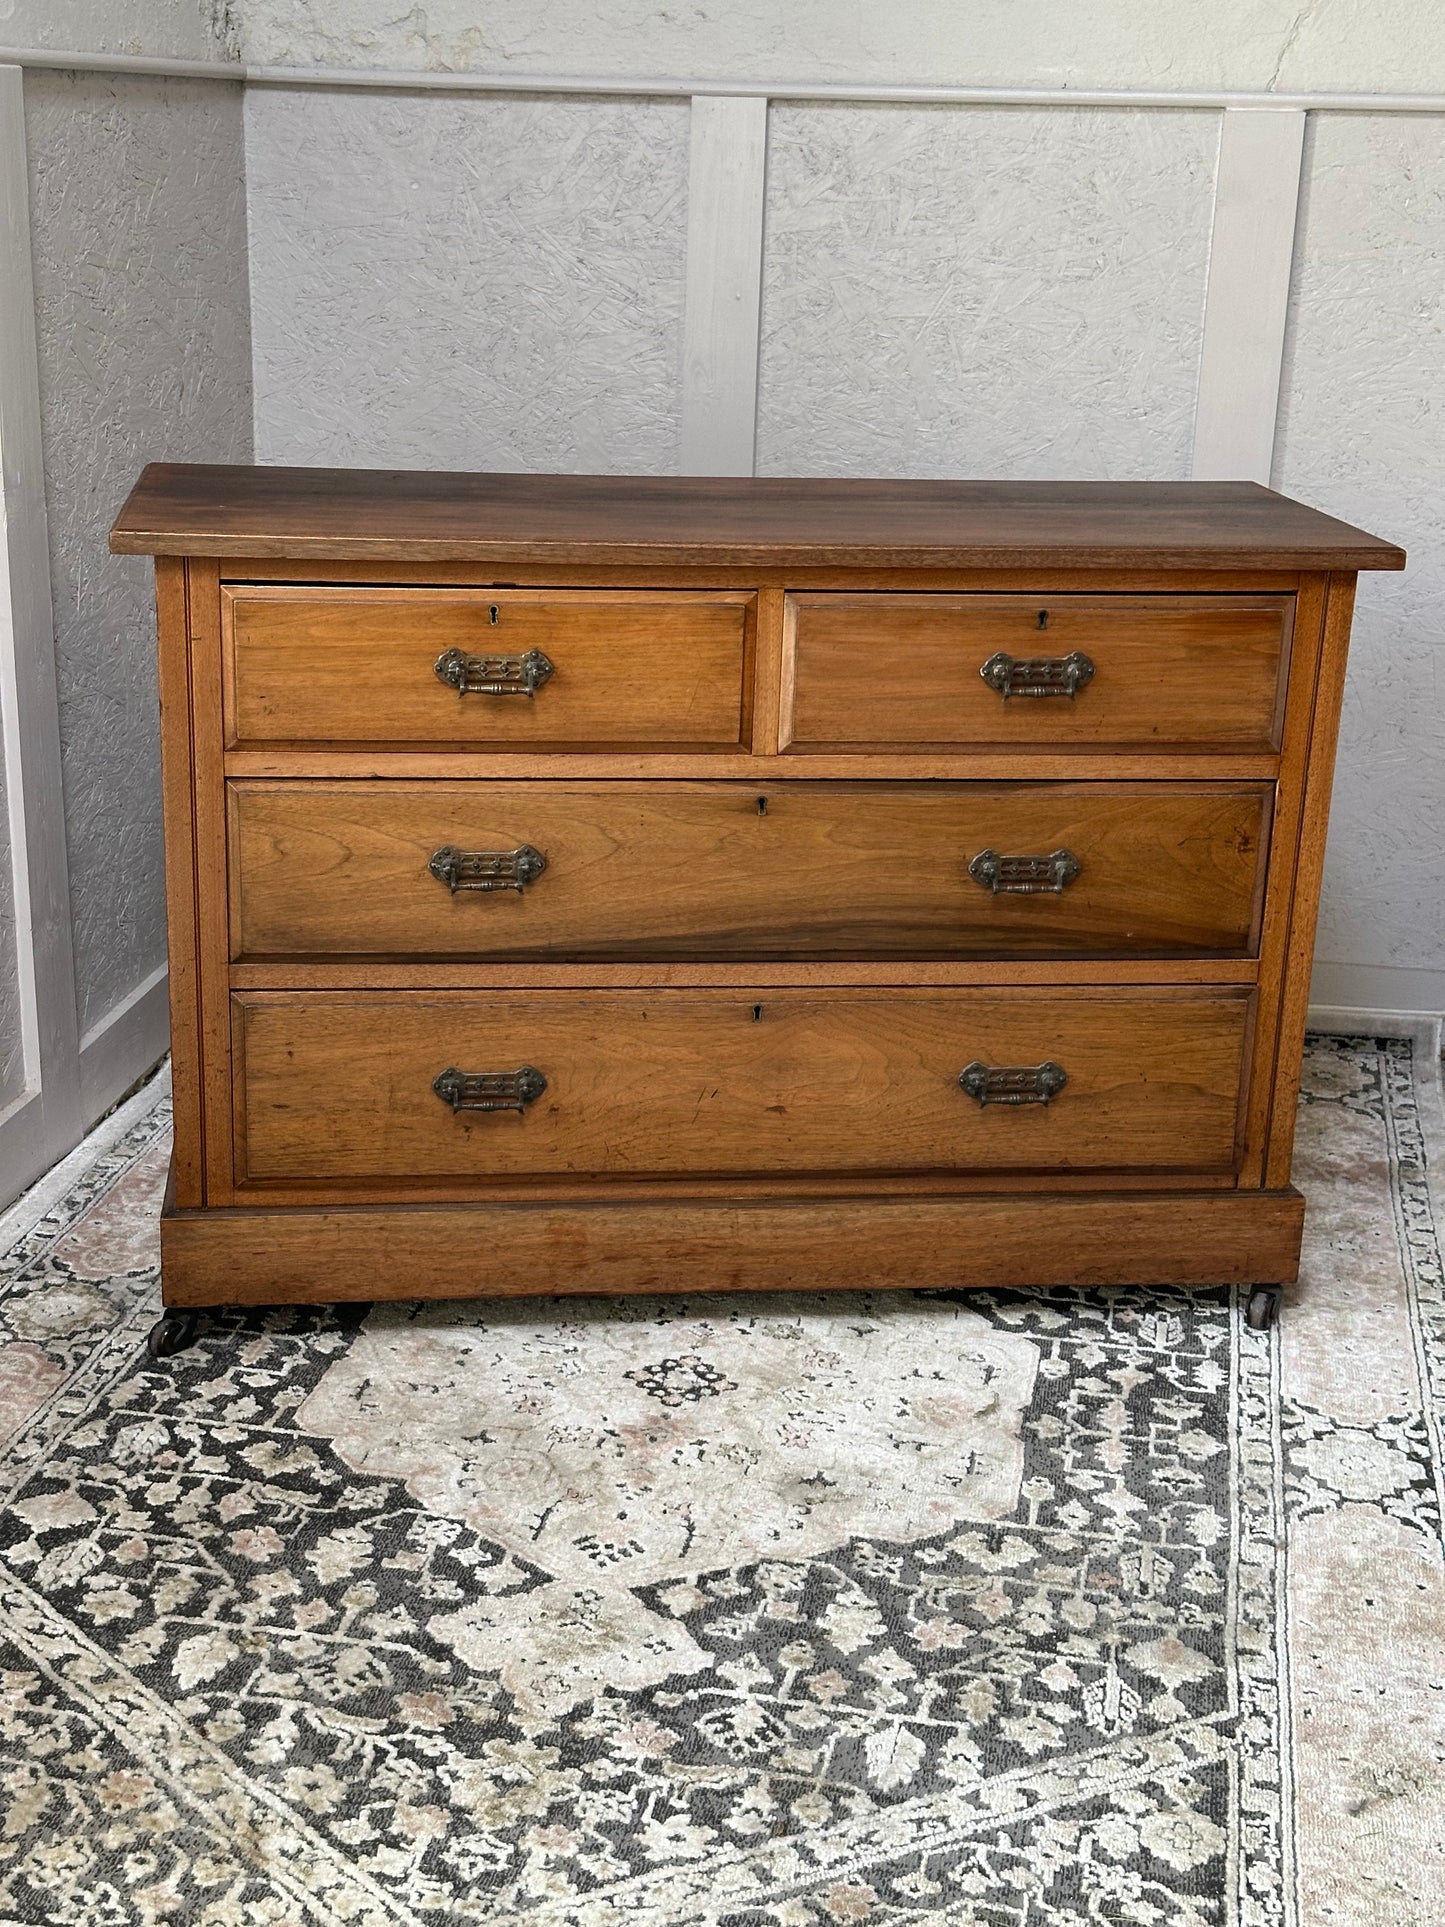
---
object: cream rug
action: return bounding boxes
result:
[0,1033,1441,1926]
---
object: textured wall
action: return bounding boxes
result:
[1276,115,1445,1003]
[234,0,1445,94]
[25,70,251,1039]
[756,104,1217,481]
[0,0,236,59]
[246,87,687,472]
[0,742,22,1109]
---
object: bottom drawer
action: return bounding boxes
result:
[233,988,1251,1188]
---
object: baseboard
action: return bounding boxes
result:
[77,962,170,1125]
[0,1060,171,1252]
[1308,959,1445,1016]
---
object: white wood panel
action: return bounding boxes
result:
[0,63,82,1203]
[681,94,767,476]
[1192,107,1306,483]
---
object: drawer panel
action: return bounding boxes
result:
[234,988,1251,1186]
[784,594,1291,751]
[223,587,752,749]
[230,780,1271,962]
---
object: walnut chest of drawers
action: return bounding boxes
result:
[110,468,1404,1326]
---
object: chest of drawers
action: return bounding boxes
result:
[110,469,1403,1335]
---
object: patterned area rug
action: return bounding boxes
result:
[0,1034,1442,1926]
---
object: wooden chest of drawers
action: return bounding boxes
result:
[111,469,1403,1330]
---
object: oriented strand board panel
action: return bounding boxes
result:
[756,104,1218,481]
[246,88,688,474]
[1275,116,1445,998]
[24,71,252,1039]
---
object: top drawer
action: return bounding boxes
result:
[782,594,1293,753]
[222,587,753,750]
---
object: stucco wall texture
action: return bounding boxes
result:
[755,104,1217,481]
[0,0,236,60]
[25,70,252,1039]
[1276,114,1445,1004]
[232,0,1445,95]
[246,88,687,473]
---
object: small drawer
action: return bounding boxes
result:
[229,779,1271,962]
[222,587,753,749]
[783,593,1292,752]
[233,988,1251,1189]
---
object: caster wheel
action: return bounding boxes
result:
[146,1310,202,1360]
[1245,1286,1282,1332]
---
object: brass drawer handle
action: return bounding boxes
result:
[958,1060,1067,1106]
[433,1066,547,1113]
[980,650,1094,700]
[969,848,1081,895]
[434,646,555,697]
[429,844,547,893]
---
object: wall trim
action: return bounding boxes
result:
[1192,108,1306,484]
[0,63,83,1208]
[681,95,768,477]
[77,962,171,1125]
[2,46,1445,111]
[1309,961,1445,1017]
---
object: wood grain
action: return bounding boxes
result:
[159,1185,1307,1308]
[223,586,754,749]
[110,466,1406,571]
[1265,572,1361,1186]
[783,593,1291,751]
[229,779,1271,963]
[153,558,203,1206]
[232,986,1253,1190]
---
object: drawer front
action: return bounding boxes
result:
[234,989,1251,1186]
[223,588,753,749]
[231,780,1270,962]
[784,594,1291,751]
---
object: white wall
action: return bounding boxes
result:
[0,59,250,1207]
[2,10,1442,1219]
[0,0,235,61]
[1276,113,1445,1012]
[755,104,1217,480]
[27,70,252,1039]
[247,88,687,471]
[234,0,1445,94]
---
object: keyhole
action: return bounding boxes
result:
[756,796,768,815]
[488,604,500,625]
[752,1004,763,1021]
[1037,609,1049,630]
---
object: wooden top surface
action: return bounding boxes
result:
[110,465,1405,571]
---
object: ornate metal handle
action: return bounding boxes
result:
[429,844,547,894]
[980,651,1095,700]
[433,1066,547,1113]
[968,849,1081,895]
[434,647,555,697]
[958,1061,1068,1106]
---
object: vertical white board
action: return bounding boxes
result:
[1192,108,1307,483]
[0,64,82,1200]
[681,94,767,476]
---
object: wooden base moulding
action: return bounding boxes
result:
[159,1180,1307,1307]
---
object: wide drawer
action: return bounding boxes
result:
[222,587,753,749]
[783,593,1292,751]
[233,988,1251,1186]
[230,780,1271,961]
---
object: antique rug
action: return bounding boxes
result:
[0,1032,1441,1926]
